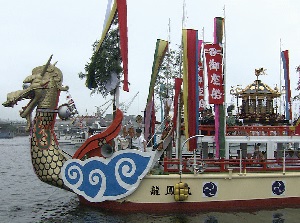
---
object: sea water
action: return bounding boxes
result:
[0,137,298,223]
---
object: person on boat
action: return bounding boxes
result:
[246,153,253,160]
[285,148,298,165]
[122,122,135,149]
[131,128,147,152]
[245,153,254,166]
[253,144,265,165]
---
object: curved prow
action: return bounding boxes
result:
[73,108,123,159]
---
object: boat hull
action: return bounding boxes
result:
[77,171,300,213]
[79,196,300,213]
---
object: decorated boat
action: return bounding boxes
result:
[3,0,300,213]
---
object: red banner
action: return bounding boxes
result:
[204,43,224,104]
[198,40,205,111]
[117,0,129,92]
[281,50,292,121]
[187,30,198,150]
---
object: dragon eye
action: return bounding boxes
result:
[23,83,31,89]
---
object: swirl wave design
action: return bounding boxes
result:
[62,150,156,202]
[203,182,218,197]
[272,180,285,195]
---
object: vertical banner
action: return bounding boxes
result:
[146,39,169,104]
[144,98,154,141]
[198,40,205,111]
[281,50,292,121]
[95,0,129,92]
[214,17,224,44]
[204,41,224,158]
[151,96,156,141]
[117,0,129,92]
[296,65,300,91]
[182,29,199,151]
[203,43,224,104]
[172,78,183,130]
[214,17,225,159]
[144,39,168,140]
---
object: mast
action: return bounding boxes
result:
[162,18,171,133]
[202,27,207,111]
[176,0,186,160]
[212,15,226,158]
[167,18,171,97]
[279,38,282,115]
[223,6,227,107]
[221,6,227,158]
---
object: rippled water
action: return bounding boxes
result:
[1,137,300,223]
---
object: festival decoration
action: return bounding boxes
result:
[198,40,205,111]
[80,0,128,96]
[296,65,300,91]
[281,50,292,121]
[58,91,78,120]
[95,0,129,92]
[62,150,156,202]
[174,182,189,201]
[172,78,183,130]
[145,39,168,140]
[182,29,199,150]
[203,43,224,105]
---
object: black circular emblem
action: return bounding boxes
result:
[203,182,218,197]
[272,181,285,195]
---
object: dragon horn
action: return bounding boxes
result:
[41,54,53,77]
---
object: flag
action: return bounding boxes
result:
[144,39,168,141]
[198,40,205,111]
[182,29,199,151]
[213,17,225,158]
[214,17,224,44]
[95,0,129,92]
[203,43,224,105]
[281,50,292,121]
[146,39,169,104]
[172,78,183,130]
[144,98,154,141]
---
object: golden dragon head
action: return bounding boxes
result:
[2,56,68,131]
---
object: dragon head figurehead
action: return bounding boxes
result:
[2,56,68,131]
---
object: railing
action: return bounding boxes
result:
[199,125,295,136]
[163,157,300,173]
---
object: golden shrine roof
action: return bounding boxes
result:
[235,79,281,97]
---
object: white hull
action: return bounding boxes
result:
[78,171,300,212]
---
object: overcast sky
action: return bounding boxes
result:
[1,0,300,121]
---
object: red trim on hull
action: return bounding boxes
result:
[78,195,300,213]
[73,108,123,159]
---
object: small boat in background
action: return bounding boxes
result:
[0,123,14,139]
[57,134,73,145]
[0,129,14,139]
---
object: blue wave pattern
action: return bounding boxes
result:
[62,150,156,202]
